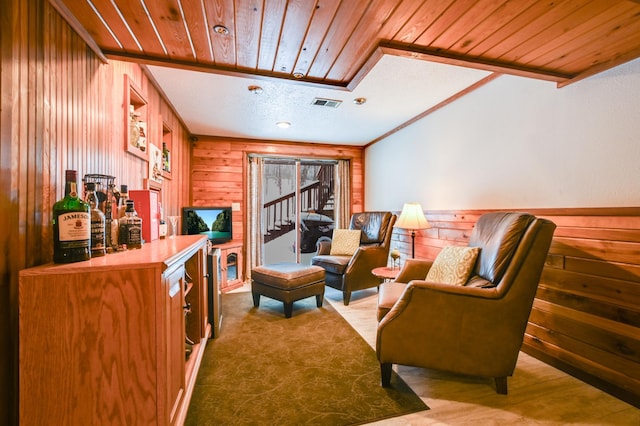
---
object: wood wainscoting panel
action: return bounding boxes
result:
[390,208,640,408]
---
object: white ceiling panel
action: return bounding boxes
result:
[147,55,491,145]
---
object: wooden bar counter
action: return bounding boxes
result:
[19,235,211,425]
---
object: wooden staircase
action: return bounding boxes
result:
[264,165,334,243]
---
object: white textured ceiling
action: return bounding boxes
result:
[147,55,491,146]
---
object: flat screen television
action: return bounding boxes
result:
[182,206,232,244]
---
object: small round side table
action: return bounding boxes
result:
[372,266,400,282]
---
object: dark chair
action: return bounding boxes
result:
[311,211,396,305]
[376,212,556,394]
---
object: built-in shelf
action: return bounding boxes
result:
[162,120,173,180]
[124,74,149,162]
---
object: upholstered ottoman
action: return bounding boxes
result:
[251,263,325,318]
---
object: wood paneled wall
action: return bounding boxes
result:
[392,208,640,408]
[0,0,191,422]
[189,136,364,270]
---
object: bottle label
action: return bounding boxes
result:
[159,222,167,238]
[128,225,142,246]
[58,212,90,242]
[91,221,105,248]
[119,222,142,248]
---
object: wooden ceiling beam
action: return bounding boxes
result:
[102,50,352,92]
[558,46,640,88]
[378,42,573,84]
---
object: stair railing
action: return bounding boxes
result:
[263,164,335,242]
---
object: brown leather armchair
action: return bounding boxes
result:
[376,212,556,394]
[311,211,397,305]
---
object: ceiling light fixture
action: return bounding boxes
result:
[213,24,229,35]
[248,85,263,94]
[276,121,291,129]
[353,97,367,105]
[292,72,304,79]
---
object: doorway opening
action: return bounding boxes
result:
[262,158,336,264]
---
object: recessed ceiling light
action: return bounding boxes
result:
[293,72,304,79]
[213,24,229,35]
[276,121,291,129]
[353,97,367,105]
[248,85,263,94]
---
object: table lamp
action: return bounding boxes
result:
[395,203,430,258]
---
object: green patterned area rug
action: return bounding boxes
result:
[185,292,428,425]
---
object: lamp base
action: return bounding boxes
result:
[411,230,416,258]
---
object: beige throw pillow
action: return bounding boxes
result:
[329,229,361,256]
[426,246,480,285]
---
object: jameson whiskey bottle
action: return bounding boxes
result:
[119,200,143,249]
[53,170,91,263]
[85,182,106,257]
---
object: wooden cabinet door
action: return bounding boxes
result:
[165,265,186,425]
[218,243,243,292]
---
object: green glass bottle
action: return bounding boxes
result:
[53,170,91,263]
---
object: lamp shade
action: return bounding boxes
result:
[395,203,430,230]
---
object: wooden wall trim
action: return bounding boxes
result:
[393,207,640,408]
[365,73,502,148]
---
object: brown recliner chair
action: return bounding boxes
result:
[311,211,396,305]
[376,212,556,394]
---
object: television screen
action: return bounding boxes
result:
[182,206,232,244]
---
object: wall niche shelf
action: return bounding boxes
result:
[162,120,173,180]
[124,74,149,162]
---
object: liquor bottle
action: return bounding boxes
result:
[85,182,106,257]
[107,183,119,251]
[110,215,120,251]
[117,184,129,218]
[119,200,143,249]
[52,170,91,263]
[162,142,170,172]
[158,203,167,239]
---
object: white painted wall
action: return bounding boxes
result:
[365,58,640,211]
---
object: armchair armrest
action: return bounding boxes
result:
[394,258,434,283]
[336,245,391,297]
[380,282,502,332]
[345,245,388,278]
[315,236,332,255]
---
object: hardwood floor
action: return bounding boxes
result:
[230,284,639,424]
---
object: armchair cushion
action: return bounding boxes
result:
[377,282,407,321]
[468,212,534,284]
[310,255,351,275]
[329,229,361,256]
[425,246,480,286]
[350,212,393,245]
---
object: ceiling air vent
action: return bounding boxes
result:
[311,97,342,108]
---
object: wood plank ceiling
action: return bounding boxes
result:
[50,0,640,89]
